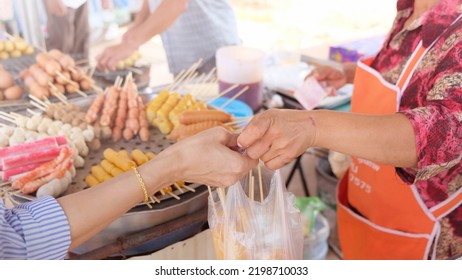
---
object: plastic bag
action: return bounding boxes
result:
[208,166,303,260]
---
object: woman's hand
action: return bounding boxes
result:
[96,43,137,71]
[156,127,258,187]
[237,109,316,170]
[309,65,347,89]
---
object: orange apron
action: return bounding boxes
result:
[337,16,462,259]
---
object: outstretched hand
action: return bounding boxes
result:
[237,109,316,170]
[158,127,258,187]
[96,43,137,71]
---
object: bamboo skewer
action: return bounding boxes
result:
[219,86,249,110]
[30,101,47,112]
[27,108,40,116]
[249,170,254,201]
[257,163,264,203]
[127,67,143,75]
[29,95,49,108]
[205,83,240,104]
[173,183,184,193]
[207,185,219,219]
[167,69,187,92]
[168,191,181,200]
[180,184,196,192]
[151,195,161,203]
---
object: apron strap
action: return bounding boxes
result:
[430,187,462,220]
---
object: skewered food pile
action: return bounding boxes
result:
[10,146,76,198]
[84,75,150,142]
[0,66,24,100]
[19,49,96,100]
[146,89,236,140]
[0,36,34,60]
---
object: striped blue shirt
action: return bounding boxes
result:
[1,196,71,259]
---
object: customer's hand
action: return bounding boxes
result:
[157,127,258,187]
[237,109,316,170]
[45,0,68,16]
[308,65,347,90]
[96,43,137,71]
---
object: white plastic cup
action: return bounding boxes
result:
[216,46,265,111]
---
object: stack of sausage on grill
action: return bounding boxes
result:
[84,77,150,142]
[19,49,95,100]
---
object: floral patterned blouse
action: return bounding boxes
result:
[370,0,461,259]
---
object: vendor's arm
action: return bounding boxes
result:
[237,109,417,170]
[97,0,189,70]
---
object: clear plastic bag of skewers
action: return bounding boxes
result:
[207,164,303,260]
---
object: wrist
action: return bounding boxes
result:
[138,155,178,196]
[122,31,141,50]
[303,110,319,147]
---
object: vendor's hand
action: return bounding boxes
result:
[308,65,347,90]
[237,109,316,170]
[45,0,68,16]
[96,43,137,71]
[158,127,258,187]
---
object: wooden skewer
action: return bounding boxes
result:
[205,83,239,104]
[207,185,219,218]
[217,188,227,211]
[180,184,196,193]
[0,113,16,124]
[67,67,77,74]
[149,196,157,204]
[0,123,7,127]
[168,191,181,200]
[29,94,49,108]
[173,183,184,193]
[127,67,143,75]
[219,86,249,110]
[175,72,198,92]
[48,82,68,104]
[166,69,186,92]
[0,181,12,188]
[30,101,47,112]
[224,117,252,126]
[151,195,160,203]
[75,58,89,65]
[257,163,264,203]
[144,201,153,209]
[75,89,88,98]
[27,108,40,116]
[171,59,203,91]
[249,170,254,201]
[56,71,79,87]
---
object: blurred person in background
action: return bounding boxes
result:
[237,0,462,260]
[43,0,110,58]
[96,0,240,75]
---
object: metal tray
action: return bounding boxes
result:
[3,88,210,257]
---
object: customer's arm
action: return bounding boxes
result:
[1,127,256,258]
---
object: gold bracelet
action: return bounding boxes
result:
[132,166,149,203]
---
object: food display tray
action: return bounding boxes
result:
[3,89,210,257]
[0,52,97,111]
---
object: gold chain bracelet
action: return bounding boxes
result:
[132,166,150,204]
